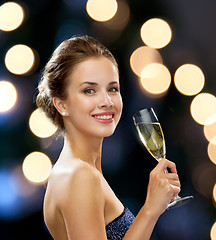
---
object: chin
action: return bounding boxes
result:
[103,132,115,138]
[98,128,116,138]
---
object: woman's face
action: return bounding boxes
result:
[63,57,123,138]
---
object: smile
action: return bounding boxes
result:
[92,112,115,123]
[94,115,113,120]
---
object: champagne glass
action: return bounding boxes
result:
[132,108,193,210]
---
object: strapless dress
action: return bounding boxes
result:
[106,207,135,240]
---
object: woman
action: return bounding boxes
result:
[36,35,180,240]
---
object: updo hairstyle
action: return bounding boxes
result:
[36,35,118,131]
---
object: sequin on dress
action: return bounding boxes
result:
[106,207,135,240]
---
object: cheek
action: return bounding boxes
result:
[77,97,97,112]
[66,96,94,115]
[115,95,123,113]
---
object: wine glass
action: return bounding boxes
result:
[132,108,193,210]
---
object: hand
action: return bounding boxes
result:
[144,159,181,217]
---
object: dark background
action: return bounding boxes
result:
[0,0,215,239]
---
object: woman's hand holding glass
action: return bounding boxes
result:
[145,159,181,216]
[133,108,193,210]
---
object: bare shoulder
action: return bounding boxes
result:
[48,159,103,206]
[52,159,101,184]
[44,159,106,239]
[68,160,101,183]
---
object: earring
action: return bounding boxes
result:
[62,112,66,116]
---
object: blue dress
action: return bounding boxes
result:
[106,207,135,240]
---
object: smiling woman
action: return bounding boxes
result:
[52,56,122,138]
[36,35,181,240]
[36,36,119,131]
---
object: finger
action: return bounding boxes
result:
[157,159,178,174]
[166,173,181,187]
[166,159,178,173]
[172,185,181,196]
[168,179,181,188]
[166,183,181,198]
[166,173,179,180]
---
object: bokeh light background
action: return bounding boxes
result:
[0,0,216,239]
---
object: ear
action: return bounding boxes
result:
[53,97,69,116]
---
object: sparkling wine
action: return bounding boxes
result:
[133,108,193,209]
[135,122,166,161]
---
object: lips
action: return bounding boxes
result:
[92,112,114,123]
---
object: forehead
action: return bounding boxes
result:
[69,57,119,85]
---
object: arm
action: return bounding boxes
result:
[58,159,180,240]
[123,159,181,240]
[59,164,107,240]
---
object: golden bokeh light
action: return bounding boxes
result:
[140,18,172,49]
[102,0,130,30]
[130,46,162,77]
[192,163,215,198]
[207,139,216,165]
[140,63,171,95]
[12,166,38,197]
[190,93,216,125]
[211,222,216,240]
[0,2,24,31]
[204,121,216,142]
[213,183,216,204]
[22,152,52,183]
[5,44,35,75]
[86,0,118,22]
[205,114,216,126]
[174,64,205,96]
[29,108,58,138]
[0,81,17,112]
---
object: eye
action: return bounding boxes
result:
[108,87,119,93]
[84,88,95,94]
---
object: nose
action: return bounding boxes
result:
[99,91,113,108]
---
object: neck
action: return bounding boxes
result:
[62,130,103,172]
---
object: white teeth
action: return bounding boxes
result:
[94,115,112,120]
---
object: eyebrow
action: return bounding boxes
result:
[80,81,119,86]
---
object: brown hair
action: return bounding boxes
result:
[36,35,118,131]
